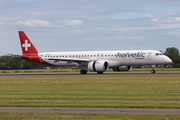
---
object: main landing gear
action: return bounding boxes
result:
[97,72,103,74]
[80,69,87,74]
[80,69,104,74]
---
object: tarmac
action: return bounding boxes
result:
[0,107,180,114]
[0,73,179,77]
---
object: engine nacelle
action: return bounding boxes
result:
[88,61,109,72]
[112,66,132,71]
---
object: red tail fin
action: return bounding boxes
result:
[19,31,38,54]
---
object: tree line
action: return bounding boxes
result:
[0,56,50,70]
[164,47,180,67]
[0,47,180,70]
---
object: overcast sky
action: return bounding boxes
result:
[0,0,180,55]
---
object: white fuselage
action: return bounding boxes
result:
[38,50,172,67]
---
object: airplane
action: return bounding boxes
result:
[12,31,172,74]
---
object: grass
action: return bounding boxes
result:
[0,68,179,74]
[1,112,180,120]
[0,76,180,108]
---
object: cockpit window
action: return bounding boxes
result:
[156,53,163,56]
[156,53,159,56]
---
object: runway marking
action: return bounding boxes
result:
[0,107,180,115]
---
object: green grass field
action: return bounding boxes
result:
[1,75,180,119]
[1,112,180,120]
[0,76,180,108]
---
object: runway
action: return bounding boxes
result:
[0,73,179,77]
[0,107,180,115]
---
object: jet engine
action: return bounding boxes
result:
[112,66,132,71]
[88,61,109,73]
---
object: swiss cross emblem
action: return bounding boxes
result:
[22,40,31,51]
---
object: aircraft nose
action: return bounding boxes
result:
[165,57,172,64]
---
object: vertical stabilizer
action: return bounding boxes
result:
[19,31,38,54]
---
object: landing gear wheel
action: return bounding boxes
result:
[80,70,87,74]
[97,72,103,74]
[151,70,155,74]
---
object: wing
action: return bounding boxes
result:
[48,58,90,63]
[10,54,90,63]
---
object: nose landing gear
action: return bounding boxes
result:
[151,65,156,74]
[151,69,155,74]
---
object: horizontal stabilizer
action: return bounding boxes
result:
[9,54,40,59]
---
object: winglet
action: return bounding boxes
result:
[19,31,38,54]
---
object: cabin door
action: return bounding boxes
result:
[148,53,151,60]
